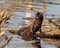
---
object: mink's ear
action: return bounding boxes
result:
[35,12,40,17]
[35,12,43,17]
[36,12,40,16]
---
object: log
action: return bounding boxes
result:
[9,27,60,40]
[36,33,60,39]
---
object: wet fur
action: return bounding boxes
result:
[9,12,43,40]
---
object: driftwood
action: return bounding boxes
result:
[9,30,60,41]
[36,33,60,39]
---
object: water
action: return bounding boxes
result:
[41,39,58,48]
[4,36,59,48]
